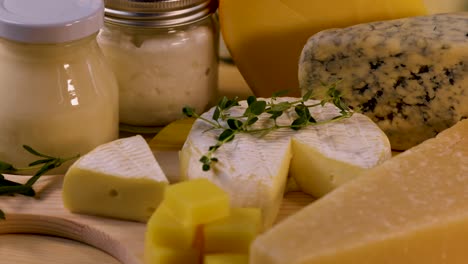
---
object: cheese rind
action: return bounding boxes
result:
[299,13,468,150]
[180,97,391,227]
[62,135,168,222]
[251,119,468,264]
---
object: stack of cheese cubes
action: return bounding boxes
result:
[144,178,261,264]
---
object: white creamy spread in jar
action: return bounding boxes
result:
[98,23,218,127]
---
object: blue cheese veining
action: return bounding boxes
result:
[299,13,468,150]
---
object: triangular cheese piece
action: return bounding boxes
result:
[180,97,391,227]
[63,135,168,222]
[251,119,468,263]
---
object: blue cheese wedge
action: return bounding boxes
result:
[299,13,468,150]
[63,135,169,222]
[180,97,391,227]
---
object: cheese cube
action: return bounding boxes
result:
[204,254,249,264]
[143,246,199,264]
[62,135,168,222]
[163,178,230,226]
[145,203,196,249]
[204,208,261,253]
[251,119,468,263]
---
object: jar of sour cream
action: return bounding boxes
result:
[98,0,219,128]
[0,0,119,173]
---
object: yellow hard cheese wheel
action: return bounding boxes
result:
[219,0,427,97]
[149,118,195,151]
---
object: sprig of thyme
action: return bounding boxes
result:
[0,145,79,220]
[183,84,353,171]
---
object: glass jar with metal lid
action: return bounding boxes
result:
[0,0,119,173]
[98,0,219,129]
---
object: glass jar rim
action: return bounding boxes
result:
[104,0,218,27]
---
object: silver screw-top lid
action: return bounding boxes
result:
[104,0,218,27]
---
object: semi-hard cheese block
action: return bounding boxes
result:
[145,204,196,249]
[204,208,261,253]
[163,178,230,226]
[299,13,468,150]
[251,119,468,264]
[180,97,391,227]
[220,0,427,97]
[62,135,168,222]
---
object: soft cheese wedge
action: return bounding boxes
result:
[251,119,468,264]
[63,135,169,222]
[180,97,391,227]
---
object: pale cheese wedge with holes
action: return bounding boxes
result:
[62,135,169,222]
[180,97,392,228]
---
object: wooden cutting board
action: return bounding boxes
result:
[0,62,315,263]
[0,155,314,264]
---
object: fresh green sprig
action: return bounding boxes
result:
[182,83,353,171]
[0,145,79,220]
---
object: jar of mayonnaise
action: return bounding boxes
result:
[98,0,219,128]
[0,0,119,173]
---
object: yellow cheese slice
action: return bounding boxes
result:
[251,119,468,264]
[219,0,427,97]
[62,135,168,222]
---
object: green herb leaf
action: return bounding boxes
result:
[199,155,210,164]
[302,90,313,101]
[217,96,228,109]
[0,161,16,173]
[247,96,257,106]
[267,111,283,120]
[269,102,291,112]
[0,185,35,196]
[218,129,235,142]
[295,104,312,120]
[247,117,259,126]
[202,164,210,171]
[224,98,239,109]
[249,100,267,115]
[28,158,55,167]
[182,107,196,118]
[227,119,243,130]
[291,117,308,130]
[23,145,53,159]
[212,107,221,120]
[0,209,4,220]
